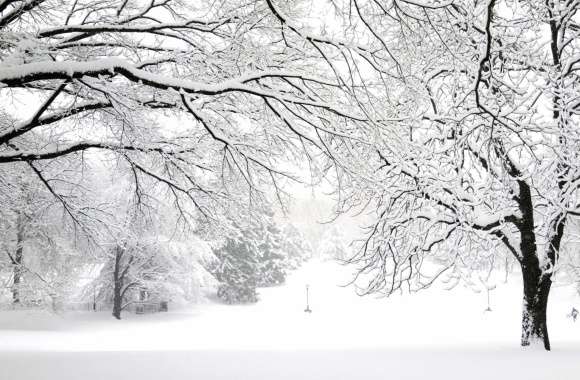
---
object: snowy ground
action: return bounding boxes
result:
[1,260,580,379]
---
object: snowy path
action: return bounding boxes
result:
[1,260,580,379]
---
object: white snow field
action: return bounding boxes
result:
[1,259,579,379]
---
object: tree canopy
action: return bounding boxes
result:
[2,0,580,351]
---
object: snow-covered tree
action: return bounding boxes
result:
[87,167,217,319]
[4,0,579,353]
[91,212,216,319]
[0,0,386,316]
[212,236,260,304]
[322,0,580,350]
[319,226,350,261]
[211,207,306,303]
[279,223,313,269]
[255,210,286,287]
[0,154,98,308]
[0,0,382,230]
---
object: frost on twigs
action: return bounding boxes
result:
[0,0,579,350]
[325,0,580,350]
[0,0,381,253]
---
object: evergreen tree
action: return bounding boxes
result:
[256,211,286,287]
[319,227,349,261]
[211,209,312,303]
[212,236,259,304]
[280,224,313,270]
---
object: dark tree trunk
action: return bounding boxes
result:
[12,251,22,304]
[112,283,122,320]
[112,247,123,320]
[12,214,24,304]
[111,246,134,320]
[513,175,555,351]
[520,265,552,350]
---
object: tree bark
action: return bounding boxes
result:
[112,246,134,320]
[112,247,123,320]
[513,175,554,351]
[12,214,24,304]
[112,284,122,320]
[520,266,552,350]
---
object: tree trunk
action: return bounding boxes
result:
[521,268,552,350]
[112,247,123,320]
[112,286,122,320]
[12,214,24,305]
[12,251,22,304]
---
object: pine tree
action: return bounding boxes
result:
[212,237,259,304]
[256,212,286,287]
[211,209,309,303]
[280,224,313,270]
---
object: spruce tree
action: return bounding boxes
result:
[212,237,260,304]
